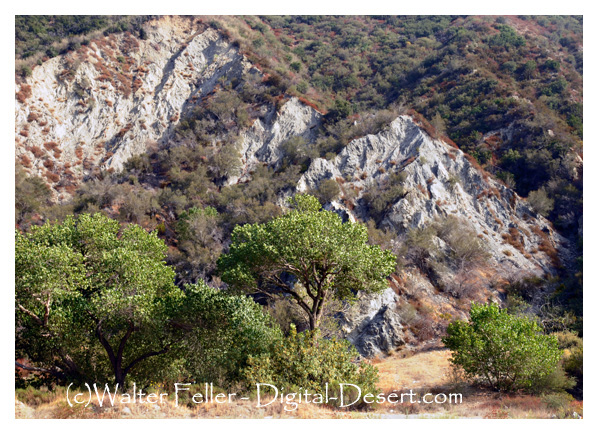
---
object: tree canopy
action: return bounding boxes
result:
[15,213,279,387]
[16,213,185,385]
[217,194,397,329]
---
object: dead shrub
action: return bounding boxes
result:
[16,84,32,103]
[45,171,60,183]
[20,155,32,168]
[30,146,44,158]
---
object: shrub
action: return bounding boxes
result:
[311,178,340,204]
[241,325,379,408]
[16,84,32,103]
[541,392,579,418]
[443,303,563,392]
[361,171,407,222]
[172,206,224,283]
[527,187,554,217]
[20,65,33,78]
[180,282,282,386]
[553,330,583,391]
[15,166,51,227]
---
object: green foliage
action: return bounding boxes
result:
[488,25,526,49]
[553,330,583,393]
[179,282,282,386]
[16,212,286,388]
[290,61,301,72]
[15,17,583,372]
[16,213,184,386]
[242,325,379,407]
[325,98,353,123]
[280,135,317,168]
[527,187,555,217]
[443,303,563,392]
[20,65,32,77]
[541,392,577,418]
[218,194,397,329]
[361,171,407,222]
[520,60,538,79]
[311,179,341,205]
[18,15,583,246]
[15,15,151,73]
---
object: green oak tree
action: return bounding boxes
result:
[217,194,397,330]
[16,213,185,385]
[15,213,279,387]
[443,303,563,392]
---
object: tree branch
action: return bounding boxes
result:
[15,361,52,374]
[117,321,135,364]
[95,320,116,368]
[17,304,43,325]
[122,342,174,377]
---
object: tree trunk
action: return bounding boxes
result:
[114,365,125,387]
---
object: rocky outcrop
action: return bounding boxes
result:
[15,17,572,358]
[298,115,570,275]
[15,17,254,200]
[15,15,325,202]
[234,97,322,183]
[337,288,405,358]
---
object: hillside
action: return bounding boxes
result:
[14,15,583,418]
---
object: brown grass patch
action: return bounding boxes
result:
[45,171,60,183]
[531,226,561,267]
[19,155,32,168]
[30,146,44,158]
[15,348,582,419]
[44,142,59,151]
[16,84,32,103]
[502,227,525,254]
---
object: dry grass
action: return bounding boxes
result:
[375,350,453,392]
[15,350,582,419]
[15,389,356,419]
[16,84,32,103]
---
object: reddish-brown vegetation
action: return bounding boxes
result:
[30,146,44,158]
[531,225,560,268]
[20,155,32,168]
[16,84,32,103]
[45,171,60,183]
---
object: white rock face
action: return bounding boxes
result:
[337,288,405,358]
[15,16,324,202]
[298,116,569,275]
[234,97,322,183]
[15,17,254,199]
